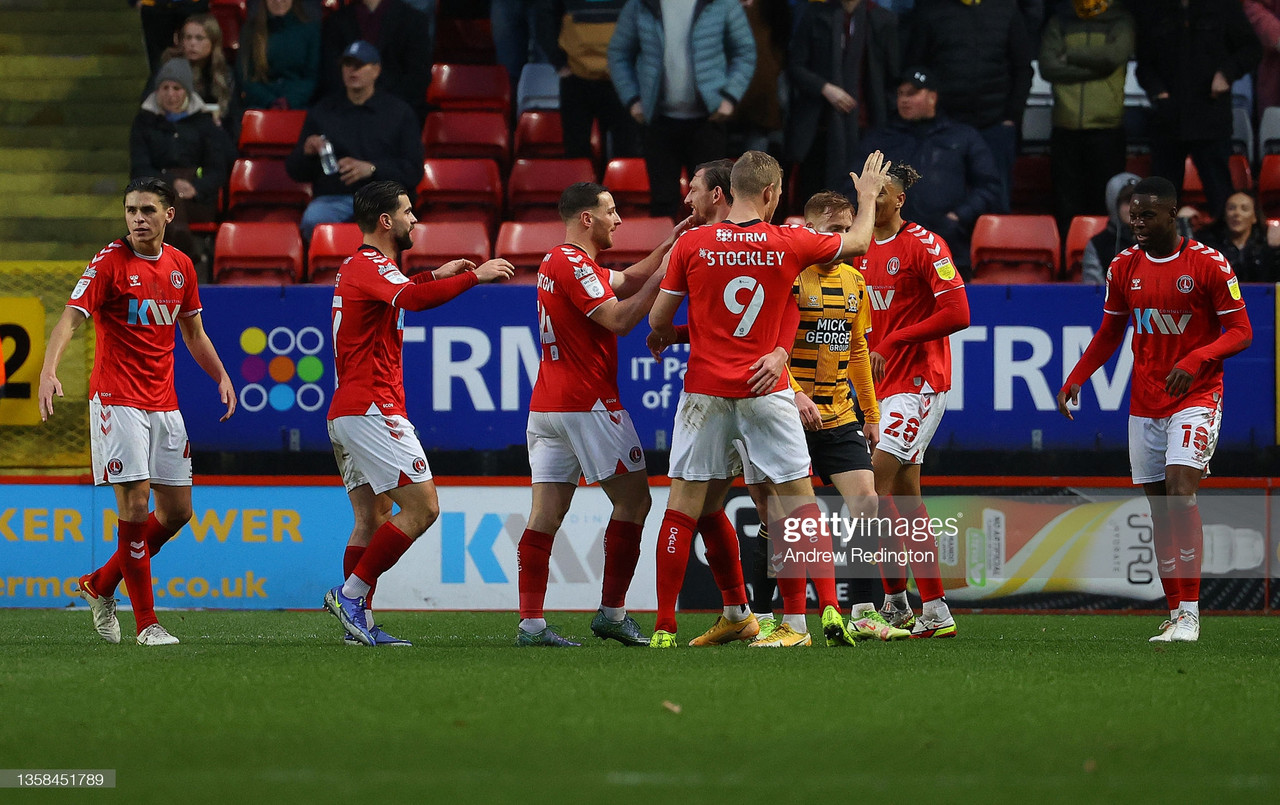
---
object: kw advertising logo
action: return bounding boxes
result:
[237,325,327,413]
[440,512,605,585]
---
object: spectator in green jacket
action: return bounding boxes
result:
[239,0,322,112]
[1039,0,1133,231]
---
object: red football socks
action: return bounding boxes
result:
[877,496,909,595]
[697,512,747,607]
[517,528,555,619]
[1150,501,1181,611]
[343,545,376,608]
[906,501,945,602]
[352,521,413,587]
[790,502,839,611]
[116,518,157,633]
[93,512,180,597]
[654,510,696,633]
[600,519,642,609]
[1171,502,1203,604]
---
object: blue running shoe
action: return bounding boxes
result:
[515,625,582,647]
[344,625,413,647]
[324,585,374,646]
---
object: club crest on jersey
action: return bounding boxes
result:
[1176,275,1194,293]
[933,257,956,281]
[847,292,860,313]
[1227,277,1241,300]
[170,270,184,289]
[412,458,427,474]
[629,446,643,463]
[886,257,900,275]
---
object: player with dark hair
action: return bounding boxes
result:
[646,150,890,648]
[40,177,236,646]
[323,180,515,646]
[516,182,688,647]
[860,160,970,639]
[1059,176,1252,643]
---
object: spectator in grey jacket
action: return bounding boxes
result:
[608,0,756,218]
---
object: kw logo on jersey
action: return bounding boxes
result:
[804,317,851,349]
[867,288,895,310]
[127,298,181,325]
[1134,308,1191,335]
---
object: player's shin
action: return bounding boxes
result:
[117,519,158,633]
[750,522,776,616]
[1150,500,1182,614]
[905,501,946,606]
[1171,501,1203,608]
[93,512,183,596]
[876,496,909,595]
[600,520,642,614]
[348,521,412,599]
[517,528,555,623]
[654,510,696,634]
[697,512,748,613]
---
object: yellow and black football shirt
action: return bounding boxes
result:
[787,263,879,427]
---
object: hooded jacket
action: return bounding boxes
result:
[1038,0,1134,130]
[129,59,233,206]
[1081,170,1138,283]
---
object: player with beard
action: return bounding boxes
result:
[323,181,515,646]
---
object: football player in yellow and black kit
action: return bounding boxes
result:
[748,190,910,644]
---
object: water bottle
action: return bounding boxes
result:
[319,138,338,176]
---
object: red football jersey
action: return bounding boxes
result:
[328,246,418,419]
[1103,239,1246,418]
[858,222,965,397]
[529,244,623,412]
[67,239,201,411]
[662,220,842,397]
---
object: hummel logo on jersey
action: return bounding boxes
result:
[1134,308,1191,335]
[868,288,895,310]
[127,298,181,325]
[715,229,767,243]
[129,274,141,287]
[1131,278,1142,290]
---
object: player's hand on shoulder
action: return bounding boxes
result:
[474,258,516,283]
[37,373,63,422]
[672,215,695,240]
[434,259,475,279]
[1056,383,1081,420]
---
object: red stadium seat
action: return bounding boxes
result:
[1064,215,1108,281]
[212,222,303,284]
[428,63,511,118]
[1182,155,1253,211]
[422,111,510,169]
[238,109,306,158]
[507,158,596,221]
[1260,155,1280,218]
[513,110,602,162]
[307,223,364,285]
[401,220,491,276]
[495,220,565,277]
[415,158,502,235]
[1011,154,1053,215]
[603,158,650,218]
[597,216,675,269]
[970,214,1060,283]
[228,158,312,223]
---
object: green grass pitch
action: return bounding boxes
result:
[2,610,1278,803]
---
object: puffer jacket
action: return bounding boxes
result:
[607,0,756,122]
[129,91,232,206]
[905,0,1034,130]
[1038,1,1133,130]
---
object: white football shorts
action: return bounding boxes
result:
[329,413,432,494]
[90,396,191,487]
[875,391,948,465]
[1129,404,1222,484]
[527,409,646,485]
[668,390,810,484]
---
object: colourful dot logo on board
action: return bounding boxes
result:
[237,325,327,413]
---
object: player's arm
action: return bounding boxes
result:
[1166,308,1252,397]
[393,259,514,310]
[748,297,801,395]
[589,264,668,335]
[869,287,970,383]
[648,288,684,342]
[417,259,475,282]
[611,215,694,300]
[37,306,88,422]
[1057,311,1128,419]
[178,312,237,422]
[837,150,892,260]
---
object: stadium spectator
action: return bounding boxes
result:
[321,0,433,125]
[732,0,790,153]
[786,0,900,207]
[493,0,546,95]
[645,150,889,648]
[1060,176,1253,644]
[130,58,234,265]
[905,0,1034,211]
[1038,0,1133,231]
[286,41,424,241]
[323,181,515,647]
[516,184,686,648]
[1244,1,1280,114]
[39,177,236,647]
[160,13,239,131]
[1194,191,1280,282]
[853,66,1003,279]
[238,0,322,112]
[1133,0,1261,221]
[1081,170,1140,284]
[861,161,970,638]
[607,0,757,219]
[134,0,210,76]
[532,0,637,159]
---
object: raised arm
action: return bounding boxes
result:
[839,151,891,259]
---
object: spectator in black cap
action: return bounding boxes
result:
[286,41,424,241]
[321,0,433,125]
[850,66,1003,278]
